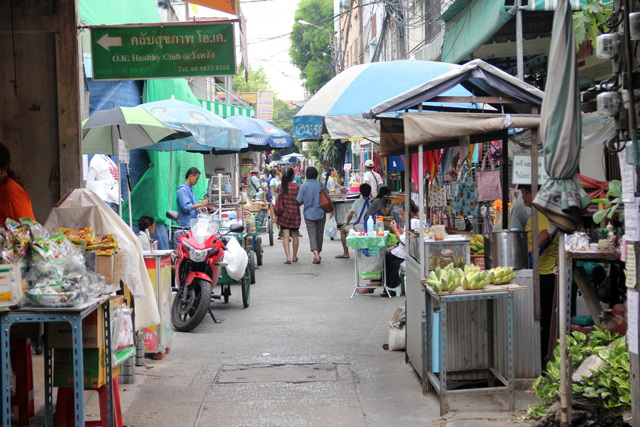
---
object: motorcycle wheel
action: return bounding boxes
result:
[241,263,251,308]
[248,250,256,284]
[256,237,263,266]
[222,284,230,303]
[268,217,274,246]
[171,279,212,332]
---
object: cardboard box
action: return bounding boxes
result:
[0,261,29,308]
[53,346,121,388]
[96,252,122,285]
[48,296,123,349]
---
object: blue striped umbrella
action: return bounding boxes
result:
[225,116,293,152]
[293,60,476,140]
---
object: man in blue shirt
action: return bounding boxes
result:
[176,167,209,227]
[296,166,332,264]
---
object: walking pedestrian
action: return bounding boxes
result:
[276,167,301,264]
[296,166,331,264]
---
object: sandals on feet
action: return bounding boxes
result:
[335,255,350,259]
[312,258,321,264]
[284,260,291,264]
[292,257,298,262]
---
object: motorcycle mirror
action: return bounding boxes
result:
[229,224,244,233]
[166,210,180,222]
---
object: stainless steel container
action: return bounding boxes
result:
[483,230,528,270]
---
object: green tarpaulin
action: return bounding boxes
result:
[81,0,209,227]
[441,0,513,64]
[526,0,586,10]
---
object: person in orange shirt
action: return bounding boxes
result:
[0,141,35,225]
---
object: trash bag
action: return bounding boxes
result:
[508,189,531,231]
[222,236,249,281]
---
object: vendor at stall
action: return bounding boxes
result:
[365,187,396,218]
[521,184,559,363]
[325,167,342,194]
[176,167,210,227]
[0,140,35,224]
[335,184,372,259]
[137,216,156,251]
[247,168,262,199]
[368,201,421,297]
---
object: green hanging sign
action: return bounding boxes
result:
[91,22,236,80]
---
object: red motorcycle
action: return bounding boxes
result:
[167,211,244,332]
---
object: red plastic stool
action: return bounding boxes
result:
[10,338,35,425]
[54,376,123,427]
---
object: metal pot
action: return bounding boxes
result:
[483,230,529,270]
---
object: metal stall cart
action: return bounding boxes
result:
[140,250,173,356]
[422,283,525,415]
[331,195,358,228]
[346,233,389,297]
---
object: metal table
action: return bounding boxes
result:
[346,233,389,298]
[423,285,516,416]
[1,297,113,427]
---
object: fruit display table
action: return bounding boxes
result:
[422,285,522,416]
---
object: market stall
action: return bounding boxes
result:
[0,195,146,425]
[366,59,547,412]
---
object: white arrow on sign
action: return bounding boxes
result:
[97,34,122,50]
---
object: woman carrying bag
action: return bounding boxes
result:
[296,167,333,264]
[276,167,301,264]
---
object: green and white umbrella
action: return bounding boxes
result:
[82,106,190,155]
[533,0,591,232]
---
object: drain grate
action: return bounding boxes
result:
[214,363,338,384]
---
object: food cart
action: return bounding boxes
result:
[365,59,546,413]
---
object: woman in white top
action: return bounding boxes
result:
[370,201,421,297]
[137,215,156,251]
[325,167,341,194]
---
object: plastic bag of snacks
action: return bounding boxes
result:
[565,231,590,252]
[23,276,87,307]
[28,232,86,281]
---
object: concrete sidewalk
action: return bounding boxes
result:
[26,220,538,426]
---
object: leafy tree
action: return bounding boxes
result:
[573,0,612,48]
[272,99,299,135]
[290,0,335,95]
[232,65,270,92]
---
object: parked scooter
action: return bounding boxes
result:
[166,211,244,332]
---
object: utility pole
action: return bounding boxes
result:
[516,0,524,80]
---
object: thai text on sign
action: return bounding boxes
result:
[91,22,236,80]
[256,90,274,121]
[512,155,549,184]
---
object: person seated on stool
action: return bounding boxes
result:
[368,201,421,297]
[335,184,371,259]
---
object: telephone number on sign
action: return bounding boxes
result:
[295,123,322,136]
[200,65,231,71]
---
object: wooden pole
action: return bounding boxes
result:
[630,242,640,427]
[531,108,541,322]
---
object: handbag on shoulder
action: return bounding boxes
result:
[320,185,333,213]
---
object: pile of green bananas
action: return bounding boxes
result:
[425,264,490,292]
[470,234,484,255]
[488,266,515,285]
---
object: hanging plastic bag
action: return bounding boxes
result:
[356,249,383,280]
[325,216,339,238]
[508,190,531,231]
[222,236,249,281]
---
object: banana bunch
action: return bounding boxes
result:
[425,263,490,292]
[425,264,460,293]
[458,264,489,290]
[453,256,466,268]
[470,234,485,255]
[488,266,515,285]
